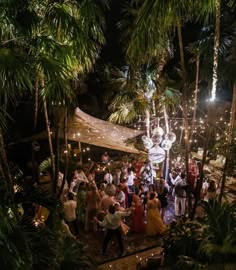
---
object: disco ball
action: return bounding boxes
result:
[148,145,166,163]
[152,127,164,136]
[161,139,172,150]
[165,132,176,143]
[151,133,163,144]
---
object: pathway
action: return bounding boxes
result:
[98,246,164,270]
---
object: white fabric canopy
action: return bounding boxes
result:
[64,108,143,153]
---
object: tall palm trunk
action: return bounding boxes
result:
[177,19,191,214]
[32,76,40,184]
[53,105,60,194]
[191,103,215,219]
[59,108,69,197]
[0,127,13,192]
[211,0,221,101]
[34,77,39,130]
[42,79,55,185]
[190,55,200,147]
[163,105,170,181]
[219,84,236,202]
[0,161,5,180]
[145,109,151,138]
[177,19,189,181]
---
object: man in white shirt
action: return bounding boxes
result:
[115,184,126,208]
[63,193,78,236]
[127,167,135,192]
[169,172,187,217]
[140,160,154,185]
[94,204,132,257]
[104,169,113,184]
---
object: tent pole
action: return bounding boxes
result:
[78,141,82,165]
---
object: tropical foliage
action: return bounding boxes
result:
[0,0,108,268]
[0,0,236,269]
[163,199,236,269]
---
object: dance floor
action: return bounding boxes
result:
[79,195,175,266]
[98,246,164,270]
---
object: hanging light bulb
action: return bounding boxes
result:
[161,139,172,150]
[165,132,176,143]
[143,138,153,149]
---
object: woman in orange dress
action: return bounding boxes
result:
[132,188,145,233]
[146,192,166,236]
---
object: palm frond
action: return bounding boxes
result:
[0,206,32,270]
[59,239,97,270]
[0,48,33,98]
[109,102,137,124]
[0,107,12,132]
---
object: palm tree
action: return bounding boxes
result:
[211,0,221,101]
[122,0,193,182]
[27,0,108,192]
[190,1,236,216]
[0,46,33,193]
[108,64,181,153]
[108,65,151,127]
[219,84,236,202]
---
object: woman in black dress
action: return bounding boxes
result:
[157,178,168,221]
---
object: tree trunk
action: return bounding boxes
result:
[53,105,60,194]
[191,103,215,219]
[211,0,221,101]
[177,19,191,214]
[59,108,69,198]
[190,55,200,148]
[34,77,39,130]
[32,76,40,185]
[42,79,55,185]
[219,84,236,202]
[145,109,151,138]
[163,105,170,181]
[78,141,82,165]
[177,19,189,182]
[0,160,5,180]
[0,127,13,193]
[191,127,212,219]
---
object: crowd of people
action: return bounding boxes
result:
[32,155,217,257]
[56,160,170,257]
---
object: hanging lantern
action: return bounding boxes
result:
[152,127,164,136]
[148,145,166,163]
[165,132,176,143]
[151,133,163,145]
[161,139,172,150]
[143,138,153,149]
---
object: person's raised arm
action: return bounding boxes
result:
[169,173,175,185]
